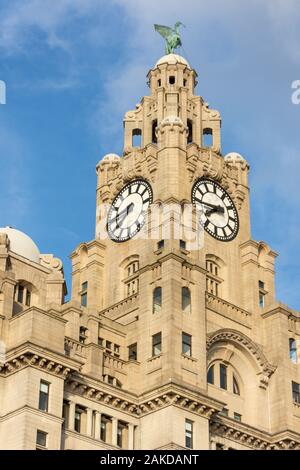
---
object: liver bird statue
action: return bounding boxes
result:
[154,22,185,54]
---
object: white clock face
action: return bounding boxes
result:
[107,180,153,242]
[192,179,239,241]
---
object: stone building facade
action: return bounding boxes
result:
[0,54,300,450]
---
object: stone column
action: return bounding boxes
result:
[112,417,118,447]
[128,424,135,450]
[95,411,101,440]
[69,401,75,431]
[86,408,93,437]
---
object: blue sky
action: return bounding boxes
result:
[0,0,300,309]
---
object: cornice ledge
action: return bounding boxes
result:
[261,303,300,321]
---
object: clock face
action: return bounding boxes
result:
[191,179,239,241]
[107,179,153,242]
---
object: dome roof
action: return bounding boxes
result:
[155,54,190,68]
[0,227,40,263]
[102,153,121,162]
[224,152,246,163]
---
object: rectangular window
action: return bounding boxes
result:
[114,344,120,356]
[259,281,266,308]
[98,337,104,347]
[180,239,186,250]
[157,240,164,250]
[25,289,31,306]
[106,341,112,352]
[128,343,137,361]
[220,408,228,417]
[17,285,24,303]
[81,281,88,307]
[74,408,81,433]
[38,381,49,412]
[292,381,300,403]
[79,326,87,344]
[36,430,47,448]
[117,421,127,448]
[207,365,214,385]
[182,333,192,357]
[220,364,227,390]
[152,332,162,357]
[234,413,242,422]
[185,419,193,449]
[101,415,111,442]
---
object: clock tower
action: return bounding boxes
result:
[66,53,300,450]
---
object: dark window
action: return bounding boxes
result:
[234,413,242,422]
[292,381,300,403]
[36,430,47,448]
[79,326,87,344]
[17,285,24,303]
[128,343,137,361]
[158,79,161,87]
[38,381,49,412]
[180,239,186,250]
[182,287,191,313]
[157,240,164,250]
[289,338,297,364]
[169,76,175,85]
[106,341,112,352]
[220,408,228,417]
[152,332,162,356]
[153,287,162,314]
[182,333,192,357]
[259,280,266,308]
[117,421,127,448]
[81,281,88,307]
[233,375,240,395]
[25,289,31,306]
[74,408,81,433]
[183,78,187,87]
[98,337,104,347]
[187,119,193,144]
[220,364,227,390]
[207,365,214,385]
[203,128,213,147]
[185,419,193,449]
[132,128,142,147]
[152,119,158,144]
[114,344,120,356]
[101,415,111,441]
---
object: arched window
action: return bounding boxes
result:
[132,128,142,147]
[207,362,241,396]
[203,128,213,147]
[152,119,157,144]
[289,338,297,364]
[182,287,191,314]
[207,365,214,384]
[187,119,193,144]
[153,287,162,314]
[13,281,33,315]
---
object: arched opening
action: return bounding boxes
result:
[289,338,297,364]
[182,287,191,314]
[153,287,162,314]
[187,119,193,144]
[169,76,175,85]
[13,281,34,316]
[132,128,142,147]
[203,128,213,147]
[152,119,158,144]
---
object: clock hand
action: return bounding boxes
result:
[110,203,134,226]
[201,202,225,214]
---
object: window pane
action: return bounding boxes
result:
[128,343,137,361]
[81,292,87,307]
[185,420,193,449]
[292,381,300,403]
[152,333,162,356]
[153,287,162,314]
[17,285,24,303]
[25,290,31,306]
[82,281,88,291]
[182,287,191,313]
[39,382,49,412]
[36,430,47,447]
[75,411,81,432]
[207,365,214,385]
[289,338,297,364]
[233,375,240,395]
[234,413,242,422]
[182,333,192,357]
[220,364,227,390]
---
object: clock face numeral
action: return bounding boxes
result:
[191,178,239,241]
[107,180,153,242]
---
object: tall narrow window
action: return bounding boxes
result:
[292,381,300,403]
[153,287,162,314]
[117,421,127,448]
[233,375,240,395]
[206,259,221,297]
[220,364,227,390]
[203,128,213,147]
[36,430,47,449]
[81,281,88,307]
[259,280,266,308]
[132,128,142,147]
[17,284,24,303]
[289,338,297,364]
[128,343,137,361]
[38,381,49,412]
[182,333,192,357]
[152,119,158,144]
[182,287,191,314]
[207,365,214,385]
[152,332,162,356]
[25,289,31,306]
[79,326,87,344]
[169,75,175,85]
[187,119,193,144]
[101,415,111,442]
[74,408,81,433]
[185,419,193,449]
